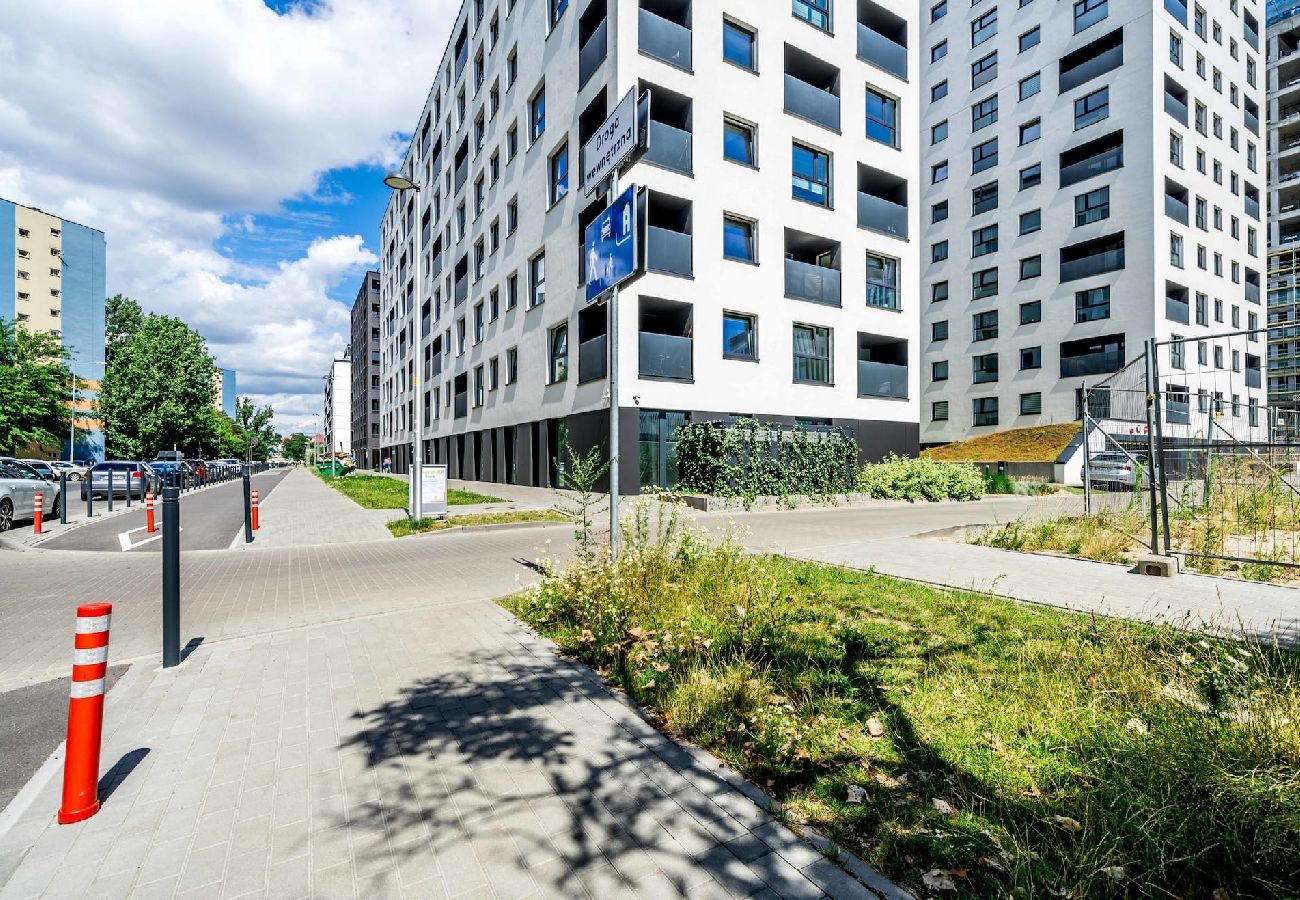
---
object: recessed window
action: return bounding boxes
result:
[1074,87,1110,129]
[932,401,949,422]
[932,240,949,262]
[932,320,949,341]
[529,252,546,308]
[1019,26,1041,52]
[1020,255,1042,279]
[866,253,900,310]
[974,353,999,384]
[972,269,999,301]
[972,96,998,131]
[723,18,757,70]
[793,0,831,32]
[1020,392,1043,415]
[932,200,949,223]
[931,120,949,144]
[972,9,998,47]
[973,309,999,340]
[972,225,999,257]
[1075,186,1110,225]
[931,80,949,102]
[548,142,569,204]
[1021,347,1042,370]
[529,85,546,142]
[932,40,948,63]
[1019,209,1042,235]
[931,281,949,302]
[1019,72,1041,100]
[973,397,999,426]
[972,181,998,215]
[1019,118,1041,145]
[724,117,756,166]
[865,89,899,147]
[792,323,832,384]
[723,215,756,262]
[1019,164,1042,190]
[932,360,949,381]
[1075,286,1111,322]
[792,143,831,207]
[1020,300,1042,324]
[548,321,568,383]
[972,138,998,174]
[506,347,518,383]
[723,311,757,359]
[932,161,949,184]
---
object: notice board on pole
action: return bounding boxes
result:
[420,464,449,517]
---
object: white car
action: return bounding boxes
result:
[51,461,89,481]
[0,458,60,531]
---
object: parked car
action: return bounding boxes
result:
[184,459,208,482]
[151,460,198,489]
[51,461,89,481]
[80,461,160,500]
[1087,452,1150,491]
[17,459,58,481]
[0,458,60,530]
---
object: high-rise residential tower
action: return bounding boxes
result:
[1266,1,1300,431]
[919,0,1266,445]
[323,350,352,460]
[349,270,382,469]
[378,0,920,492]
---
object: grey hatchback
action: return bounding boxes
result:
[81,461,161,500]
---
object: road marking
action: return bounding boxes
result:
[118,525,182,552]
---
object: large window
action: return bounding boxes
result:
[793,0,831,31]
[1074,87,1110,129]
[723,216,756,262]
[529,252,546,308]
[866,253,900,309]
[792,143,831,207]
[793,323,832,384]
[1075,187,1110,225]
[972,181,998,215]
[529,85,546,142]
[1075,286,1111,322]
[974,352,999,384]
[866,89,898,147]
[723,311,757,359]
[973,397,999,426]
[972,138,998,174]
[972,225,998,257]
[548,143,569,204]
[723,18,757,70]
[972,96,998,131]
[548,322,568,383]
[973,309,999,341]
[972,9,998,46]
[724,118,756,165]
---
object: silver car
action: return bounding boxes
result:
[1087,452,1149,491]
[51,461,89,481]
[0,458,60,530]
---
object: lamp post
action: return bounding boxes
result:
[384,172,424,521]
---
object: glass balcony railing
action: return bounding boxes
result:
[1164,92,1189,126]
[867,283,899,310]
[455,158,468,193]
[1060,146,1122,187]
[1060,248,1125,282]
[646,226,692,277]
[1165,194,1189,225]
[785,258,841,306]
[639,332,692,380]
[856,23,906,79]
[1247,368,1263,388]
[579,335,607,383]
[857,360,907,399]
[1245,24,1259,51]
[1166,400,1190,424]
[639,8,691,70]
[645,121,692,175]
[858,191,908,239]
[784,74,840,131]
[1245,196,1260,220]
[1060,45,1123,94]
[1245,110,1260,135]
[1061,350,1123,378]
[454,392,468,418]
[1246,282,1261,303]
[1165,296,1190,324]
[579,18,608,87]
[455,274,468,305]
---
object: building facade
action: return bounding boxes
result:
[919,0,1266,445]
[1267,2,1300,430]
[323,351,352,459]
[212,367,237,419]
[1,197,107,461]
[379,0,920,492]
[349,270,382,469]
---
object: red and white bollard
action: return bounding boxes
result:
[58,603,112,824]
[145,491,156,534]
[33,491,43,534]
[250,489,259,531]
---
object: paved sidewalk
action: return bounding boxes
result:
[0,601,893,899]
[239,469,396,549]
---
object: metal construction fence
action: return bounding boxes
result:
[1081,327,1300,575]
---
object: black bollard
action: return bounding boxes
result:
[161,486,181,668]
[107,469,114,512]
[59,472,68,525]
[242,467,253,544]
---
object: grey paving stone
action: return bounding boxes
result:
[311,861,356,899]
[266,852,311,899]
[176,840,230,893]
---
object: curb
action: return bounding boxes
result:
[391,517,574,539]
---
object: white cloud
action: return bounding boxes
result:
[0,0,456,433]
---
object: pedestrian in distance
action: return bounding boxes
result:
[382,455,392,474]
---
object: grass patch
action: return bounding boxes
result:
[926,423,1080,463]
[506,504,1300,898]
[318,472,502,509]
[387,509,570,536]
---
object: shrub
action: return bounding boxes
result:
[856,454,985,502]
[674,418,858,499]
[984,471,1016,494]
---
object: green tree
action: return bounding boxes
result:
[234,396,277,461]
[104,294,143,367]
[99,312,216,459]
[281,432,309,462]
[205,407,246,459]
[0,319,73,454]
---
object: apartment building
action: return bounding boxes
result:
[349,270,382,469]
[919,0,1266,445]
[323,351,352,459]
[211,367,237,419]
[377,0,920,493]
[1266,1,1300,428]
[1,197,107,461]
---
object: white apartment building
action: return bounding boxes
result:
[323,352,352,458]
[378,0,920,494]
[919,0,1267,445]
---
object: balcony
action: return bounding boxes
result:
[857,360,907,399]
[1244,22,1259,51]
[784,73,840,132]
[1164,0,1187,26]
[1060,132,1123,188]
[1246,281,1261,303]
[645,120,692,175]
[429,252,443,280]
[785,258,841,306]
[455,158,469,193]
[1061,248,1124,282]
[639,332,692,380]
[579,335,607,383]
[1164,194,1189,225]
[1245,196,1260,220]
[646,226,692,277]
[1166,295,1190,324]
[1247,368,1263,389]
[1164,91,1189,126]
[579,18,608,88]
[1061,350,1123,378]
[455,274,468,305]
[454,392,468,418]
[1059,30,1123,93]
[639,7,691,71]
[857,191,908,239]
[1245,109,1260,135]
[856,22,906,80]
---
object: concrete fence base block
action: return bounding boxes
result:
[1135,554,1180,577]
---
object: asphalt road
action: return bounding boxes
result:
[37,469,290,552]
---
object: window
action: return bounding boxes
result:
[972,9,998,47]
[1020,300,1042,324]
[1170,233,1184,267]
[1170,337,1184,369]
[973,397,999,426]
[474,301,485,342]
[792,323,832,384]
[506,347,518,383]
[931,80,949,102]
[1075,286,1111,321]
[1019,164,1041,189]
[474,365,485,407]
[1170,30,1183,66]
[866,253,900,310]
[932,0,948,20]
[528,252,546,308]
[932,200,949,223]
[972,268,998,300]
[1020,392,1043,415]
[548,143,569,204]
[1074,0,1107,32]
[1019,72,1041,100]
[1170,131,1183,167]
[723,312,757,359]
[932,401,949,422]
[865,90,898,147]
[529,85,546,142]
[974,353,999,383]
[724,118,756,166]
[1020,119,1041,145]
[1020,346,1042,370]
[1073,88,1109,132]
[489,287,500,320]
[793,0,831,32]
[932,161,949,184]
[548,322,568,383]
[932,320,949,341]
[972,225,998,257]
[932,240,949,262]
[973,310,999,341]
[507,196,519,234]
[932,40,948,63]
[1075,186,1109,225]
[971,52,997,88]
[1019,26,1041,52]
[932,360,949,381]
[489,356,499,391]
[1020,255,1042,279]
[932,281,949,302]
[723,18,757,70]
[1019,210,1041,235]
[507,122,519,160]
[1195,292,1207,325]
[931,120,949,144]
[792,143,831,207]
[507,47,518,87]
[972,96,998,131]
[972,138,997,174]
[723,215,756,262]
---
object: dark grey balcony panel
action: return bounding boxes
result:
[1164,92,1189,126]
[639,332,693,379]
[1060,146,1122,187]
[455,159,469,192]
[646,226,693,277]
[1166,400,1190,424]
[645,121,692,174]
[1245,196,1260,220]
[858,360,907,399]
[1247,368,1262,388]
[784,74,840,131]
[1060,248,1124,282]
[1245,110,1260,135]
[857,191,908,239]
[455,275,469,305]
[785,258,842,306]
[1244,23,1259,51]
[1246,281,1261,303]
[454,393,468,418]
[1061,350,1122,378]
[579,18,608,87]
[856,23,906,79]
[429,253,444,279]
[1059,43,1123,94]
[639,8,692,70]
[1165,194,1189,225]
[1165,296,1190,324]
[579,335,607,383]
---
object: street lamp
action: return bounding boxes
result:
[384,171,425,520]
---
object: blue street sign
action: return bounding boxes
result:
[584,185,638,304]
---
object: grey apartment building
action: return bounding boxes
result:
[1266,1,1300,427]
[377,0,922,493]
[349,270,382,468]
[919,0,1266,445]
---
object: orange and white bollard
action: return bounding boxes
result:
[145,491,155,534]
[58,603,112,824]
[33,491,43,534]
[251,489,259,531]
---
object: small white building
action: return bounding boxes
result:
[324,350,352,459]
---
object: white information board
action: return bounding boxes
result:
[420,464,449,517]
